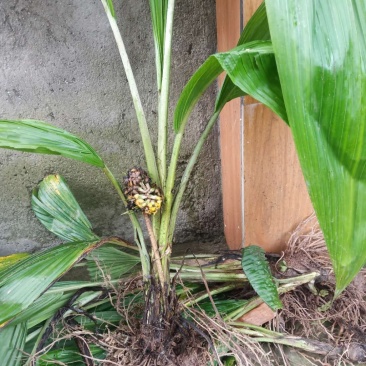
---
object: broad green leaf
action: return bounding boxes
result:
[0,253,29,273]
[32,174,99,242]
[0,240,101,327]
[266,0,366,295]
[241,245,282,311]
[174,41,286,132]
[0,119,105,167]
[0,322,27,366]
[216,2,271,111]
[149,0,168,89]
[214,43,286,122]
[87,245,141,280]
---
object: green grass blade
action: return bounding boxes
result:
[32,175,99,242]
[0,322,27,366]
[0,119,105,167]
[241,245,282,311]
[0,240,101,327]
[266,0,366,295]
[174,41,286,132]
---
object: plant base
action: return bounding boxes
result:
[101,279,209,366]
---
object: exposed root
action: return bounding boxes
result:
[99,316,208,365]
[185,307,271,366]
[273,214,366,364]
[58,274,269,366]
[96,277,208,366]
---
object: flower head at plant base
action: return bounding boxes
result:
[123,167,163,215]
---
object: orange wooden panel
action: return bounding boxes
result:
[243,104,314,252]
[216,0,243,249]
[219,100,243,248]
[217,0,314,252]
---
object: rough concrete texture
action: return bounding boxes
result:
[0,0,223,255]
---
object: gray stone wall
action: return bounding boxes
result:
[0,0,223,255]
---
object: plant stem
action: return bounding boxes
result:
[144,214,166,288]
[167,110,221,243]
[172,270,248,282]
[159,110,221,276]
[102,166,150,278]
[276,271,320,286]
[184,283,240,307]
[229,322,342,357]
[157,0,175,190]
[158,135,181,248]
[100,0,160,187]
[224,271,320,321]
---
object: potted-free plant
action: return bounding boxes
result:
[1,1,365,365]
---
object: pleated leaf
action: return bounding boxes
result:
[149,0,168,89]
[0,240,101,327]
[87,245,141,280]
[32,174,99,242]
[11,292,69,328]
[0,119,105,167]
[0,253,29,274]
[174,41,287,132]
[0,322,27,366]
[241,245,282,311]
[265,0,366,295]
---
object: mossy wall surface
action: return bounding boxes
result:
[0,0,223,255]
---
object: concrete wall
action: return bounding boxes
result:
[0,0,223,255]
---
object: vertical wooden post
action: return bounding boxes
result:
[216,0,243,249]
[216,0,314,252]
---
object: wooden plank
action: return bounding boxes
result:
[216,0,314,252]
[243,104,314,252]
[216,0,243,249]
